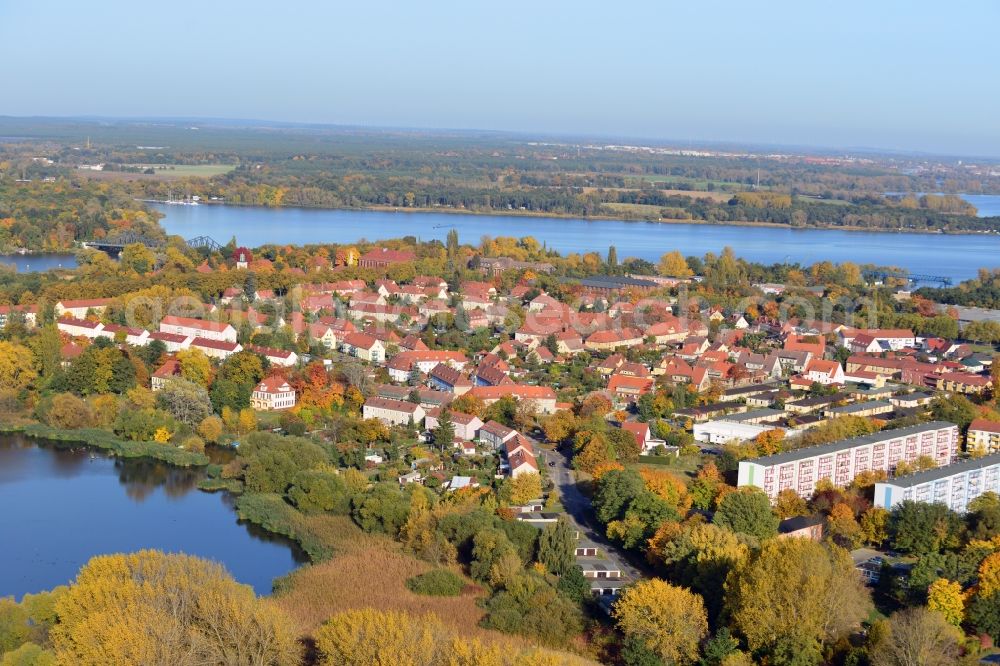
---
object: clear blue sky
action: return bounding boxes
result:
[2,0,998,156]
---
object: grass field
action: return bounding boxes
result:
[272,515,492,635]
[77,163,236,181]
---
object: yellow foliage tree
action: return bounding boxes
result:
[927,578,964,626]
[640,468,693,515]
[0,340,36,392]
[177,348,212,387]
[508,472,543,506]
[237,408,258,435]
[51,550,298,666]
[153,426,172,443]
[197,415,224,443]
[612,579,708,665]
[978,551,1000,597]
[657,250,693,278]
[313,608,590,666]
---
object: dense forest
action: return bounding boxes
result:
[0,178,163,253]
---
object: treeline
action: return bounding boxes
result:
[919,269,1000,309]
[0,177,163,253]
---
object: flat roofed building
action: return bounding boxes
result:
[738,421,959,500]
[874,453,1000,514]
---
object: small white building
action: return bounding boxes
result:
[694,420,779,445]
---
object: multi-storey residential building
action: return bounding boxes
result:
[160,315,237,343]
[874,453,1000,513]
[968,419,1000,456]
[738,422,959,500]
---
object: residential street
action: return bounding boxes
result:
[537,443,647,583]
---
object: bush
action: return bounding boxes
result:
[405,569,465,597]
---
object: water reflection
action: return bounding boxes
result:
[0,434,303,598]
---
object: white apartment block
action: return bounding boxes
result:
[875,453,1000,513]
[738,421,959,500]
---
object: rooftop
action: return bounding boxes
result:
[745,421,957,467]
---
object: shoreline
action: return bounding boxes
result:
[0,423,209,467]
[162,199,1000,237]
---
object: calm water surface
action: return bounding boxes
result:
[0,435,304,599]
[153,202,1000,283]
[0,253,77,272]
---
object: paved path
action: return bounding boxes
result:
[537,443,649,583]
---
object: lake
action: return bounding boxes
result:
[0,435,305,599]
[0,253,77,272]
[152,202,1000,284]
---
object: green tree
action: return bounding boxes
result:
[713,487,779,540]
[538,517,576,575]
[432,408,455,450]
[155,378,213,426]
[119,243,156,274]
[889,501,963,555]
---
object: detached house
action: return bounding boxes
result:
[428,363,473,395]
[479,420,519,450]
[251,375,297,411]
[804,359,845,385]
[340,332,385,363]
[424,409,484,441]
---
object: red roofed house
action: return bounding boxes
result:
[248,344,299,367]
[340,332,386,363]
[968,419,1000,455]
[620,421,656,453]
[804,359,845,385]
[468,385,557,414]
[190,337,242,360]
[358,247,417,269]
[508,447,539,478]
[147,330,192,352]
[55,298,113,318]
[428,363,473,395]
[151,358,181,391]
[251,375,296,411]
[424,409,484,441]
[607,374,655,402]
[363,396,425,426]
[478,420,519,450]
[160,315,237,343]
[585,327,644,351]
[936,372,991,395]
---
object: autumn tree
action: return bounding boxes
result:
[51,550,298,665]
[177,347,212,387]
[505,473,542,506]
[44,392,92,429]
[197,415,223,443]
[774,488,807,519]
[727,539,871,662]
[926,578,964,626]
[658,250,693,278]
[612,579,708,665]
[0,340,36,393]
[869,608,962,666]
